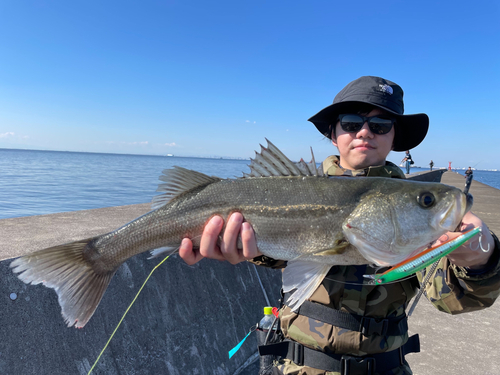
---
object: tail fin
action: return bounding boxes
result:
[10,237,116,328]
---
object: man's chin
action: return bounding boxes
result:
[347,154,380,170]
[356,160,387,170]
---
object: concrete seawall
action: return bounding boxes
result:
[406,168,447,182]
[1,204,282,374]
[1,170,499,374]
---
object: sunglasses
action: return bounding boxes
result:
[338,114,395,135]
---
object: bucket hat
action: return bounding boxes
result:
[308,76,429,151]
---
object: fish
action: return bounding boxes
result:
[10,140,471,328]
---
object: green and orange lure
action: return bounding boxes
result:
[364,227,482,285]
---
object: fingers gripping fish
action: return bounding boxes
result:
[10,140,471,328]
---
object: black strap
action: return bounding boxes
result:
[259,334,420,374]
[290,298,408,337]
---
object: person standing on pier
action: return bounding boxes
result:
[430,160,434,171]
[180,76,500,375]
[401,150,413,174]
[465,166,473,178]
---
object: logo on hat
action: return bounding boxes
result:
[378,84,393,95]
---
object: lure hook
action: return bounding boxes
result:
[469,232,491,253]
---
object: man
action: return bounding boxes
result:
[465,166,473,178]
[179,76,500,375]
[400,151,413,174]
[429,160,434,171]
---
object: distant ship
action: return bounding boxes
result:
[166,154,174,157]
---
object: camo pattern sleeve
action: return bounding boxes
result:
[418,231,500,314]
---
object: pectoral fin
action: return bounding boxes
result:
[282,260,331,311]
[314,240,349,256]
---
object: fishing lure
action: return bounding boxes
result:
[364,227,482,285]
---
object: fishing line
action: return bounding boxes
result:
[87,253,172,375]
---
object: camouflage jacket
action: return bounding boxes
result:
[251,156,500,375]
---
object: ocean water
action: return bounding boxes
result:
[1,149,499,220]
[0,149,250,220]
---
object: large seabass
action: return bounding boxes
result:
[11,140,470,328]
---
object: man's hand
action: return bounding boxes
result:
[435,212,495,269]
[179,212,261,265]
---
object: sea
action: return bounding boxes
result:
[1,148,499,220]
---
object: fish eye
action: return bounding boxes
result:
[418,192,435,208]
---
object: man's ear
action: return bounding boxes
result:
[331,130,338,147]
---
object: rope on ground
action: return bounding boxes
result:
[87,254,172,375]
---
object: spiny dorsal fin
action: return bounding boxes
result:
[152,166,221,210]
[243,139,323,178]
[153,140,323,207]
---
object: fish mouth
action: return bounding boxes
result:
[435,192,467,231]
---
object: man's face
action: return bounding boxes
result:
[331,108,395,170]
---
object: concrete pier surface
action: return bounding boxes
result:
[405,171,500,375]
[1,170,499,374]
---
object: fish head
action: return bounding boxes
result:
[342,179,468,266]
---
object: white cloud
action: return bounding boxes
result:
[0,132,15,138]
[164,142,177,147]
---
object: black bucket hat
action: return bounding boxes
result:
[308,76,429,151]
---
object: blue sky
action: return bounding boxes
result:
[1,0,499,169]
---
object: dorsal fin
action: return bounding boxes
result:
[151,166,221,209]
[242,139,323,178]
[153,140,323,208]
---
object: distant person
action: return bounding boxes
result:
[430,160,434,171]
[465,166,473,178]
[400,150,413,174]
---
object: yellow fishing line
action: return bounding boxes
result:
[87,254,171,375]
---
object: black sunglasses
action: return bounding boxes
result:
[338,114,395,135]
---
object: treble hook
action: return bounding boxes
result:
[469,232,491,253]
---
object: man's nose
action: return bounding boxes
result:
[357,122,373,137]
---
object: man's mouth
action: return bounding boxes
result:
[353,143,375,150]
